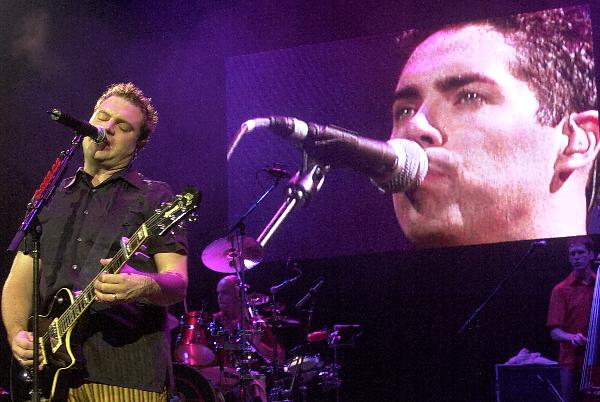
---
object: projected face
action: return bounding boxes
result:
[391,23,597,247]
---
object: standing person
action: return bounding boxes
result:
[548,236,596,402]
[390,6,598,248]
[2,82,189,401]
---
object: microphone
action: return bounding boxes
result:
[270,272,302,294]
[228,116,428,193]
[295,278,324,309]
[48,109,106,143]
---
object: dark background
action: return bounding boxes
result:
[0,1,599,401]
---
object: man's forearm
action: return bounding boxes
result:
[2,252,35,344]
[551,327,578,343]
[138,270,188,306]
[2,280,33,344]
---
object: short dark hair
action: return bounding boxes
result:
[397,6,596,127]
[94,82,158,150]
[486,6,596,127]
[567,235,594,252]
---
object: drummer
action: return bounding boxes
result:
[201,275,281,402]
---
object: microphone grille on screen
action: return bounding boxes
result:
[373,138,429,193]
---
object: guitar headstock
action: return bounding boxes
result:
[147,187,201,236]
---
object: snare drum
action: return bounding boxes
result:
[174,311,216,367]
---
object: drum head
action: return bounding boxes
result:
[284,354,323,382]
[173,364,219,402]
[175,344,216,367]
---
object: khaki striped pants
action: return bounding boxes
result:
[66,382,168,402]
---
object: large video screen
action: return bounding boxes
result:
[226,5,598,261]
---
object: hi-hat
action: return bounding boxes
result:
[201,235,264,273]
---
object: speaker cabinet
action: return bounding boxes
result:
[495,364,561,402]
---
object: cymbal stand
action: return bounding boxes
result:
[225,167,287,399]
[228,233,257,400]
[285,278,324,402]
[321,326,361,402]
[266,295,287,402]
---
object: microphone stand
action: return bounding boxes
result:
[457,242,544,400]
[287,279,325,401]
[288,299,319,402]
[7,133,85,402]
[227,167,285,237]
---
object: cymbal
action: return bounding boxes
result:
[266,316,302,327]
[201,235,264,273]
[261,301,286,314]
[247,292,270,306]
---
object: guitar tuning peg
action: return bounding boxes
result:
[188,213,198,222]
[155,208,162,214]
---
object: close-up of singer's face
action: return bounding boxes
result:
[390,24,563,247]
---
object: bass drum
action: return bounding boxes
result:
[173,363,222,402]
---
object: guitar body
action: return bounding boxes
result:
[37,288,77,401]
[12,288,77,401]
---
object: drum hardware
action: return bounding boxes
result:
[271,279,324,402]
[261,302,287,315]
[283,354,324,382]
[328,324,362,348]
[320,323,362,402]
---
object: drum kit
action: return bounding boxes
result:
[169,233,361,402]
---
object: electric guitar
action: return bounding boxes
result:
[14,188,200,401]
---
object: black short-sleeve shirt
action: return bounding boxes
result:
[24,166,188,392]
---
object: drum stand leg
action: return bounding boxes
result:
[268,384,292,402]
